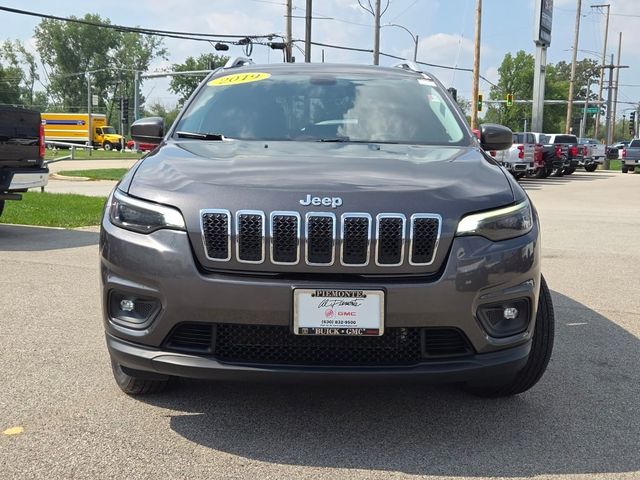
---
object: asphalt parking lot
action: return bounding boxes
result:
[1,171,639,480]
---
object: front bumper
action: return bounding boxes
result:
[100,215,541,381]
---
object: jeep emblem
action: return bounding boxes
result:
[299,194,343,209]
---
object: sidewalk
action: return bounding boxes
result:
[46,158,138,174]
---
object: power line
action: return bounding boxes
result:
[0,6,284,43]
[299,40,498,88]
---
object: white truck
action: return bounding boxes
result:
[578,138,605,172]
[493,132,535,179]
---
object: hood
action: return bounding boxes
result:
[126,140,516,275]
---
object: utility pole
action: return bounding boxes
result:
[470,0,482,130]
[565,0,582,134]
[611,32,622,137]
[592,4,610,139]
[133,70,140,121]
[305,0,312,62]
[413,34,419,62]
[86,72,92,157]
[285,0,293,62]
[579,80,590,138]
[599,57,628,166]
[373,0,381,65]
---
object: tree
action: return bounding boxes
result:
[0,40,39,106]
[485,51,535,131]
[143,101,180,128]
[169,53,228,105]
[486,52,600,133]
[34,14,166,126]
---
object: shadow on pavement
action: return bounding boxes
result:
[520,172,618,190]
[140,290,639,477]
[0,224,98,251]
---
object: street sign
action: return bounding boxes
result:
[92,94,99,107]
[580,107,599,114]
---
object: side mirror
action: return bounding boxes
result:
[131,117,164,145]
[480,123,513,151]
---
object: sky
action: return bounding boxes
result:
[1,0,639,119]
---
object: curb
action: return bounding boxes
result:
[50,173,91,182]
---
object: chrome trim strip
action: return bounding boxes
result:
[200,209,231,262]
[339,213,372,267]
[270,211,301,265]
[375,213,406,267]
[305,212,336,266]
[408,213,442,266]
[235,210,266,264]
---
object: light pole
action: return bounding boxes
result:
[382,23,419,62]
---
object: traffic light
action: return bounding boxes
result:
[477,93,483,112]
[630,111,636,137]
[122,98,129,124]
[506,93,514,107]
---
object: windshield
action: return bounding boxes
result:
[102,127,116,135]
[175,72,467,145]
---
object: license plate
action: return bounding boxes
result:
[293,288,384,336]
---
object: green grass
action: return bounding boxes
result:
[58,168,129,181]
[608,159,622,171]
[45,149,141,160]
[0,192,107,228]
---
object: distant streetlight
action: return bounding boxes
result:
[382,23,419,62]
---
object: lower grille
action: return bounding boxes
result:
[164,323,474,365]
[165,323,213,353]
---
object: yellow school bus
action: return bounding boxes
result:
[42,113,124,151]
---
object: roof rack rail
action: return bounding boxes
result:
[393,61,423,73]
[223,57,255,69]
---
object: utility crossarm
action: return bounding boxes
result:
[485,99,606,105]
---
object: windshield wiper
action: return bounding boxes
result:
[176,131,226,141]
[316,136,350,142]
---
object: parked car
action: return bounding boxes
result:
[606,141,629,159]
[530,132,562,178]
[101,59,554,398]
[126,139,156,152]
[544,134,584,176]
[620,139,640,173]
[0,105,48,217]
[578,137,605,172]
[493,132,535,179]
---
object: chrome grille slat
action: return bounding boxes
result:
[236,210,265,264]
[375,214,406,266]
[305,213,336,265]
[409,214,442,266]
[340,213,371,266]
[270,211,301,264]
[200,209,231,261]
[201,210,440,268]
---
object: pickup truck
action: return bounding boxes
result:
[492,132,535,179]
[578,137,605,172]
[621,139,640,173]
[544,134,584,176]
[530,132,563,178]
[0,105,48,217]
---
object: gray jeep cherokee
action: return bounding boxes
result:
[100,60,554,397]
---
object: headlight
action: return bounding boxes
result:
[456,200,533,241]
[109,189,185,234]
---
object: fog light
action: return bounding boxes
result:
[477,299,530,338]
[120,299,135,312]
[108,291,160,329]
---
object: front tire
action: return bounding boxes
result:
[584,164,597,172]
[103,141,113,151]
[621,166,629,173]
[110,359,173,395]
[463,276,555,397]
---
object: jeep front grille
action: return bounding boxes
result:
[200,209,441,267]
[164,323,474,364]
